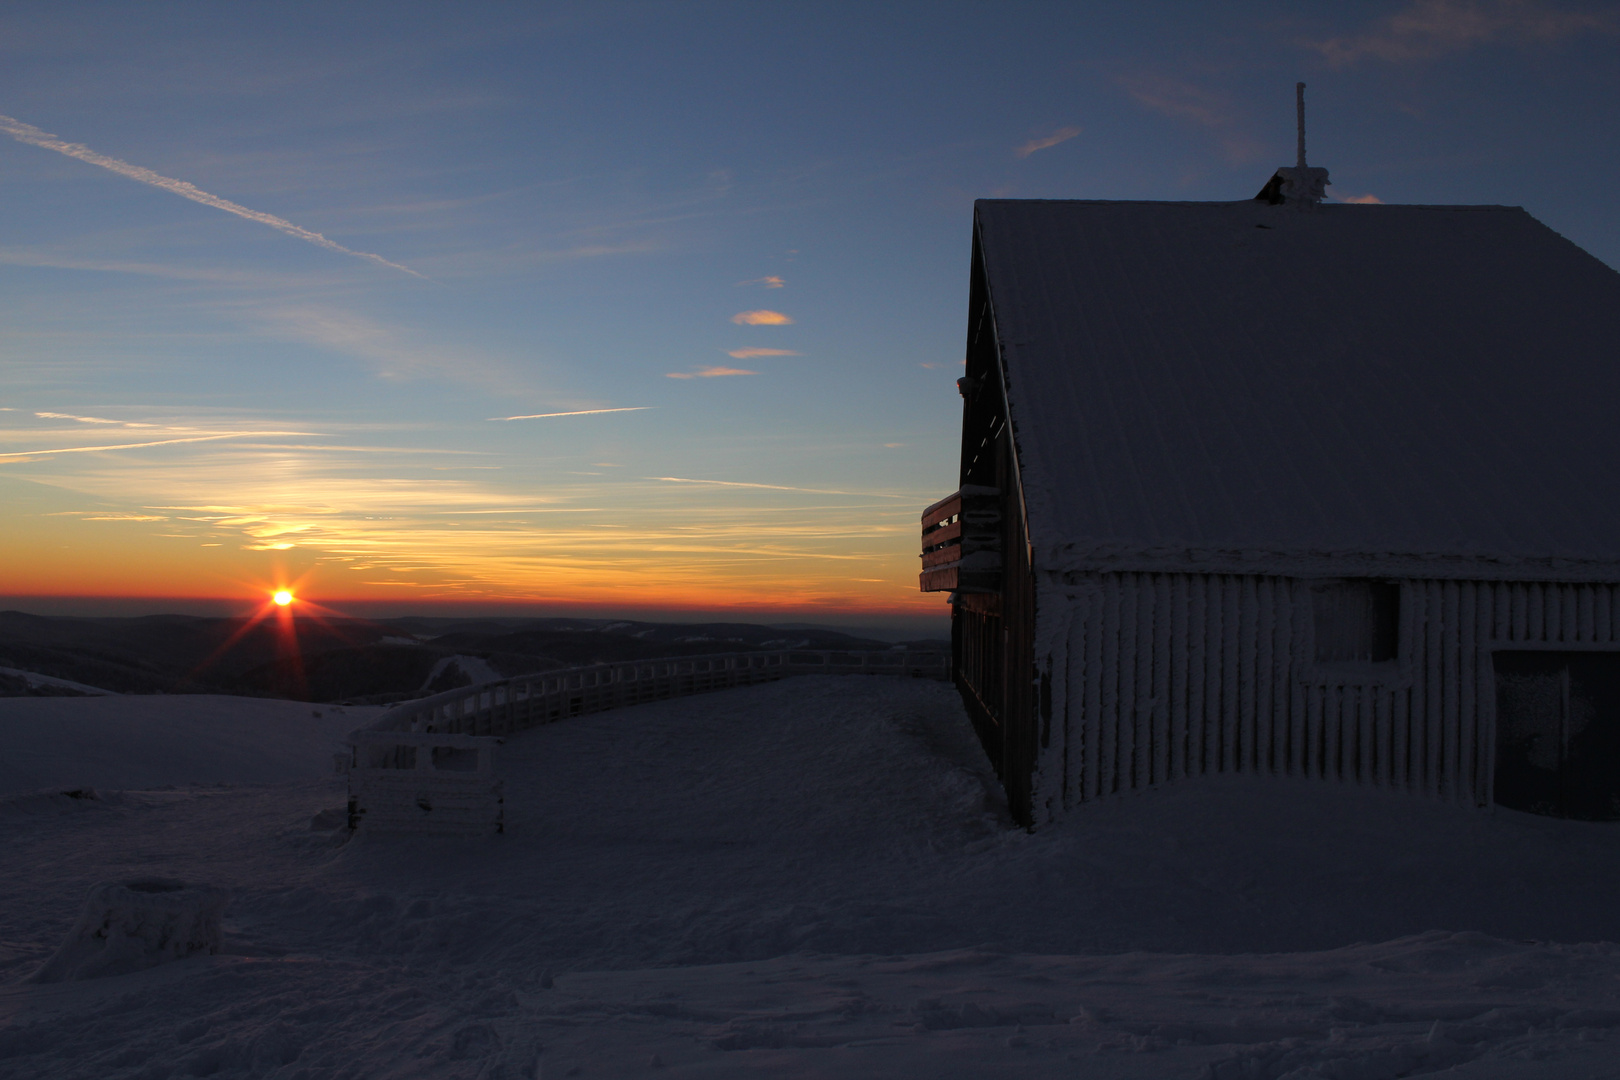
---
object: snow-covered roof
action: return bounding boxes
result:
[975,198,1620,580]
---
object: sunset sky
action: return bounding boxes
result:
[3,2,1618,630]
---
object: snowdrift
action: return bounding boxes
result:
[2,676,1617,1078]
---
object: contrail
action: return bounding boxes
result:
[0,431,314,460]
[491,407,653,420]
[0,113,423,279]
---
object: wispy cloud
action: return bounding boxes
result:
[730,310,794,326]
[1305,0,1615,65]
[666,366,756,380]
[35,411,140,426]
[0,112,423,278]
[726,348,800,360]
[13,454,939,610]
[491,407,654,420]
[0,431,314,461]
[1118,74,1261,164]
[224,443,486,454]
[430,240,661,279]
[1015,126,1082,158]
[1120,73,1230,129]
[0,247,328,285]
[737,276,785,288]
[253,304,517,387]
[650,476,909,498]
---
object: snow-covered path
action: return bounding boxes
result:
[3,677,1619,1077]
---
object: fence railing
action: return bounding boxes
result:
[343,649,949,834]
[362,649,949,737]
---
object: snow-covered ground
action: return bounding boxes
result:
[2,676,1618,1078]
[0,695,380,794]
[0,666,117,696]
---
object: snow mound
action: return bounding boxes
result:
[27,879,228,983]
[0,695,383,794]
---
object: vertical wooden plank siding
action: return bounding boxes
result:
[1182,578,1204,779]
[1195,577,1217,777]
[1219,577,1240,775]
[1152,574,1173,786]
[1047,575,1620,819]
[1080,585,1103,802]
[1129,576,1151,789]
[1169,575,1191,783]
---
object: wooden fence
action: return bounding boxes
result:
[366,648,948,737]
[344,649,948,834]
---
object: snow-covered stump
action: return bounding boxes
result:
[347,731,504,836]
[27,879,229,983]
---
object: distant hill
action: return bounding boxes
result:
[0,611,946,704]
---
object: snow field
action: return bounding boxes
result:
[0,694,382,794]
[3,676,1619,1077]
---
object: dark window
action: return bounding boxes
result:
[1312,581,1399,663]
[431,746,480,772]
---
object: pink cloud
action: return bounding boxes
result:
[1306,0,1614,66]
[1117,73,1262,164]
[726,348,800,359]
[730,310,793,326]
[666,366,757,380]
[1015,126,1082,158]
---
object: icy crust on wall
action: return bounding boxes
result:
[976,200,1620,573]
[1033,539,1620,583]
[1027,572,1620,823]
[1028,584,1073,823]
[27,879,228,983]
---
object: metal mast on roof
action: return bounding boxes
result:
[1254,83,1330,206]
[1266,81,1327,207]
[1296,82,1308,171]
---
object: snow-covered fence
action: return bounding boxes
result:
[346,731,503,835]
[345,649,947,834]
[370,649,948,738]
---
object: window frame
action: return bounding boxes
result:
[1299,578,1410,687]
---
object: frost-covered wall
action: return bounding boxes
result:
[1031,574,1620,823]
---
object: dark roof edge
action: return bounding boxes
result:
[972,198,1525,212]
[1040,546,1620,584]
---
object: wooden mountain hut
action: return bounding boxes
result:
[920,184,1620,827]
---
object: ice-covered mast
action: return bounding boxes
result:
[1296,81,1308,173]
[1256,82,1330,207]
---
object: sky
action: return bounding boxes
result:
[2,1,1618,631]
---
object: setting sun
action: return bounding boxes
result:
[272,590,293,606]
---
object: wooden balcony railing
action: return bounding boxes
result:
[919,486,1002,593]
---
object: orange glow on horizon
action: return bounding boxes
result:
[0,486,947,622]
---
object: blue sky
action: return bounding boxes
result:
[2,1,1617,629]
